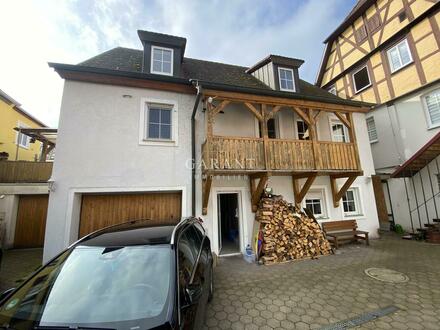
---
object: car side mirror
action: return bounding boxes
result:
[185,283,202,305]
[0,288,15,302]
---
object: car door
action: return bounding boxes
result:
[177,226,203,329]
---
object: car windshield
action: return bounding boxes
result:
[0,245,172,330]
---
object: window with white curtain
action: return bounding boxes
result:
[330,120,349,143]
[342,188,362,216]
[387,39,412,73]
[424,89,440,128]
[366,116,378,142]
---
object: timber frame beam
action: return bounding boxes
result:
[250,173,269,212]
[292,172,317,207]
[202,175,213,215]
[330,173,362,207]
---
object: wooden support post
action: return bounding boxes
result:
[333,112,351,129]
[244,102,263,122]
[202,174,213,215]
[330,174,358,208]
[261,104,271,171]
[251,173,269,211]
[292,173,317,207]
[346,112,361,170]
[40,141,48,161]
[307,109,320,170]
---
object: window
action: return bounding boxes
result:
[331,120,348,142]
[352,66,371,93]
[328,86,337,95]
[297,120,309,140]
[258,118,277,138]
[151,46,173,75]
[424,89,440,127]
[278,67,295,92]
[16,123,30,148]
[342,188,362,216]
[366,117,378,142]
[305,199,323,216]
[304,189,327,218]
[387,39,412,73]
[146,104,172,140]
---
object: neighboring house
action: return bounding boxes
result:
[0,89,56,249]
[45,29,380,262]
[316,0,440,232]
[0,89,46,161]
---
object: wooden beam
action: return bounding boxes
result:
[202,175,213,215]
[203,89,370,113]
[292,173,317,207]
[251,174,269,211]
[211,100,230,117]
[266,105,282,120]
[330,175,358,208]
[334,112,351,129]
[292,107,311,125]
[313,110,322,122]
[244,102,263,122]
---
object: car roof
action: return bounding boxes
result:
[78,220,178,247]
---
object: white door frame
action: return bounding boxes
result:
[212,187,247,256]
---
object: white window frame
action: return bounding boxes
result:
[329,118,349,143]
[352,65,371,94]
[139,97,178,146]
[150,46,174,76]
[366,116,378,143]
[422,88,440,129]
[386,39,413,73]
[328,86,337,95]
[278,67,295,92]
[16,121,30,149]
[342,187,364,217]
[302,187,330,219]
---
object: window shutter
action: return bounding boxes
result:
[426,90,440,126]
[367,13,381,32]
[366,117,378,142]
[354,25,367,43]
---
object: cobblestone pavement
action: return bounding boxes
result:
[0,248,42,292]
[205,234,440,329]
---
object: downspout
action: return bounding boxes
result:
[190,80,203,216]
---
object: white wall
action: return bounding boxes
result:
[370,82,440,172]
[44,81,197,262]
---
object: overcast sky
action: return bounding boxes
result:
[0,0,356,127]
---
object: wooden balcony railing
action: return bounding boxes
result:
[0,161,53,183]
[202,136,361,172]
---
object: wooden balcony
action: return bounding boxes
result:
[0,161,53,183]
[202,136,360,174]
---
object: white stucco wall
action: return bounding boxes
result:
[44,81,197,262]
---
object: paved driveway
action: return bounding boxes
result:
[0,248,42,292]
[205,234,440,329]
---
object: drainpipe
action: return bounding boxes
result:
[190,80,203,216]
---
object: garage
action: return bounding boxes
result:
[14,194,49,248]
[79,191,182,237]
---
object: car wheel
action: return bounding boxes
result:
[208,265,213,302]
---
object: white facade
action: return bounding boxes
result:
[44,79,380,262]
[368,82,440,231]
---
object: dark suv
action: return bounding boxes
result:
[0,218,214,330]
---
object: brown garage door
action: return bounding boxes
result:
[79,192,182,237]
[14,194,49,248]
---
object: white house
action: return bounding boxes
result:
[45,30,380,262]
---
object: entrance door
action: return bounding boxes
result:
[217,193,240,255]
[14,194,49,248]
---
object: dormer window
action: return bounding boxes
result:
[151,46,173,75]
[278,67,295,92]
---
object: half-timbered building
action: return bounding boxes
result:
[44,30,380,261]
[316,0,440,233]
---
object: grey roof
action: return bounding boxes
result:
[79,47,352,104]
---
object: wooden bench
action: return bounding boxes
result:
[322,220,369,249]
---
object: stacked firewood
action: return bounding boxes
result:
[256,194,332,264]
